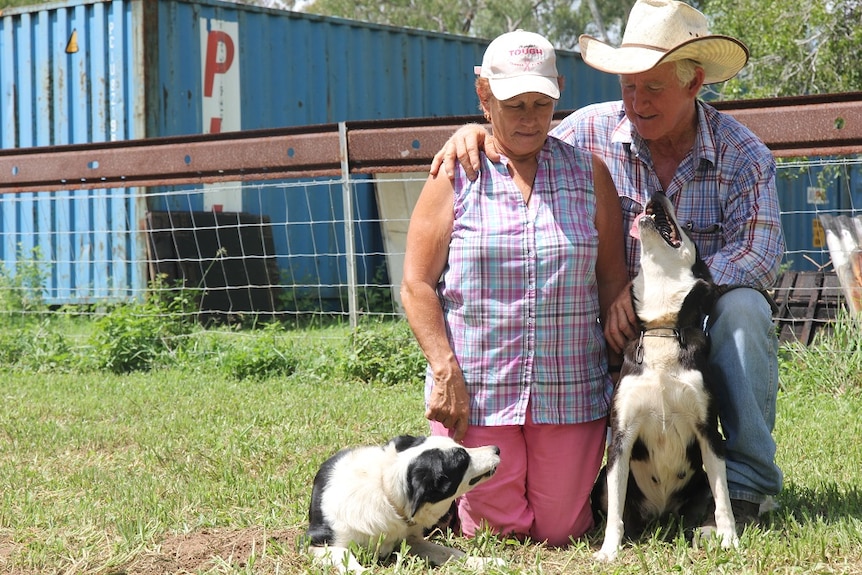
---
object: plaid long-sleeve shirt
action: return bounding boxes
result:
[552,100,785,288]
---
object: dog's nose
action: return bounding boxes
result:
[492,446,501,456]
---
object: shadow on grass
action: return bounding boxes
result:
[587,480,861,542]
[772,481,862,526]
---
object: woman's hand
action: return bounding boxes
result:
[425,370,471,442]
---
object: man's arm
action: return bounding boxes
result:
[705,150,785,288]
[429,123,496,181]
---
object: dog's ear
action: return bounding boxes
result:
[696,280,719,315]
[388,435,426,452]
[408,477,431,520]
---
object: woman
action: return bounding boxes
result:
[400,30,628,546]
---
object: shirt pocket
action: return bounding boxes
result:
[682,219,723,252]
[619,196,643,218]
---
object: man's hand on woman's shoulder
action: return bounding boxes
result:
[429,123,497,181]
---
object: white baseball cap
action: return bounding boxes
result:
[476,30,560,101]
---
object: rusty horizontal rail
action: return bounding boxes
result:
[0,92,860,193]
[711,92,862,157]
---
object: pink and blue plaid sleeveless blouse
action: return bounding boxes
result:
[427,136,612,427]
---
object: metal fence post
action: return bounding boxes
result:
[339,122,358,328]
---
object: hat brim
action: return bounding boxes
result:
[579,34,749,84]
[488,75,560,101]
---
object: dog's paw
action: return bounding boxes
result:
[693,526,739,551]
[592,546,618,563]
[464,555,506,570]
[308,545,368,574]
[593,528,622,562]
[720,531,740,549]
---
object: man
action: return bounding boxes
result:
[431,0,784,533]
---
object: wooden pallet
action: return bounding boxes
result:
[771,271,845,345]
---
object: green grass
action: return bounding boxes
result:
[0,316,861,574]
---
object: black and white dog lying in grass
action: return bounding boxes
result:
[592,192,738,561]
[306,434,503,573]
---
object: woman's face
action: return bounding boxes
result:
[485,92,556,160]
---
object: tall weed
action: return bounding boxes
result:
[89,276,199,373]
[779,309,862,396]
[343,319,425,385]
[0,245,48,315]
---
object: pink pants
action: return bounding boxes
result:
[430,411,606,547]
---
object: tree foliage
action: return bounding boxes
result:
[302,0,862,98]
[704,0,862,98]
[301,0,629,51]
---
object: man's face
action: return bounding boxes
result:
[619,61,698,143]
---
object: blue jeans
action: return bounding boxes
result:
[706,287,783,504]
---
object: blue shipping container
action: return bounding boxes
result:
[0,0,622,304]
[777,162,862,273]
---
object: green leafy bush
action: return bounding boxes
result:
[343,319,425,385]
[218,322,300,380]
[89,276,199,373]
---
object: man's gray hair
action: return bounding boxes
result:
[675,59,699,86]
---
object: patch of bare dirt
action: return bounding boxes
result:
[120,526,306,575]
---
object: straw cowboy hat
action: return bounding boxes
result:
[579,0,749,84]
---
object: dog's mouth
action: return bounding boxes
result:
[469,466,498,486]
[640,196,682,248]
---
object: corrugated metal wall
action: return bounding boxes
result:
[0,0,144,302]
[141,1,618,135]
[0,0,144,145]
[138,0,620,307]
[0,0,623,305]
[777,163,862,272]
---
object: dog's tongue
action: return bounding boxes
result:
[630,212,645,240]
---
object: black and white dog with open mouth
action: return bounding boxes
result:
[306,434,504,573]
[592,192,738,562]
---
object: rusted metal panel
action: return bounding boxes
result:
[0,128,344,191]
[3,94,861,191]
[713,93,862,157]
[772,271,844,345]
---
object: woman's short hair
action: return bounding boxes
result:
[475,77,492,112]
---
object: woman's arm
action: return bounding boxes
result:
[592,154,635,357]
[401,172,470,441]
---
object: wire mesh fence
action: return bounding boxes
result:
[0,113,860,348]
[0,159,859,321]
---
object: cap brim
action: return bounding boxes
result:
[579,34,748,84]
[488,75,560,101]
